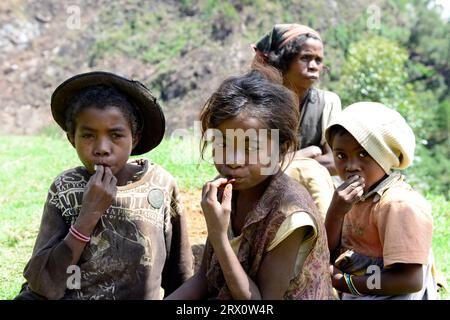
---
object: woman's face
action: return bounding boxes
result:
[283,38,324,93]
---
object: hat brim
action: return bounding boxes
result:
[51,71,165,155]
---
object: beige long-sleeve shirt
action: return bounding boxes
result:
[21,159,193,300]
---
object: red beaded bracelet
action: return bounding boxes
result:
[69,225,91,243]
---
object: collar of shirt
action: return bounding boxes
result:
[359,172,402,203]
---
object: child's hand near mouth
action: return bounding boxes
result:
[330,174,365,217]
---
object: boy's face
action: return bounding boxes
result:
[213,116,276,191]
[331,131,386,193]
[68,106,138,176]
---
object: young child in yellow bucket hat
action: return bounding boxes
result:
[325,102,440,299]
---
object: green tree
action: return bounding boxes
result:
[339,37,408,106]
[338,36,449,196]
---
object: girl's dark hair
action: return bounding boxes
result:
[65,85,142,136]
[200,70,299,164]
[251,33,324,81]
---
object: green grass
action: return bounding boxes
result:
[0,135,448,299]
[427,193,450,299]
[0,136,78,299]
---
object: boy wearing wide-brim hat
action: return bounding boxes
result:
[325,102,438,299]
[15,71,192,300]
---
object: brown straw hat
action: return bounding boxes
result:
[51,71,165,155]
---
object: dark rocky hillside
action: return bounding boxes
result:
[0,0,368,134]
[1,0,447,137]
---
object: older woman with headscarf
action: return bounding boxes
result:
[251,23,342,217]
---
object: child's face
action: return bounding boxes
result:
[68,106,137,176]
[213,116,276,191]
[283,38,324,92]
[332,131,386,193]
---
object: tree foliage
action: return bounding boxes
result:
[337,36,448,196]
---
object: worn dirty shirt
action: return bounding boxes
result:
[341,174,432,267]
[204,173,335,300]
[20,159,193,300]
[337,173,436,299]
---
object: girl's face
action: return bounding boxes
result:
[283,38,324,92]
[332,131,387,193]
[68,106,138,178]
[213,115,277,191]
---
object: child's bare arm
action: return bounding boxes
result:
[331,263,423,295]
[325,175,365,261]
[165,248,209,300]
[257,227,308,299]
[292,145,322,159]
[208,236,262,299]
[201,178,262,300]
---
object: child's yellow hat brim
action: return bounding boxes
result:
[325,102,415,174]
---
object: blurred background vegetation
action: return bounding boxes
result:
[2,0,448,197]
[90,0,449,197]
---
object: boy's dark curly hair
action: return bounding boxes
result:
[65,85,142,137]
